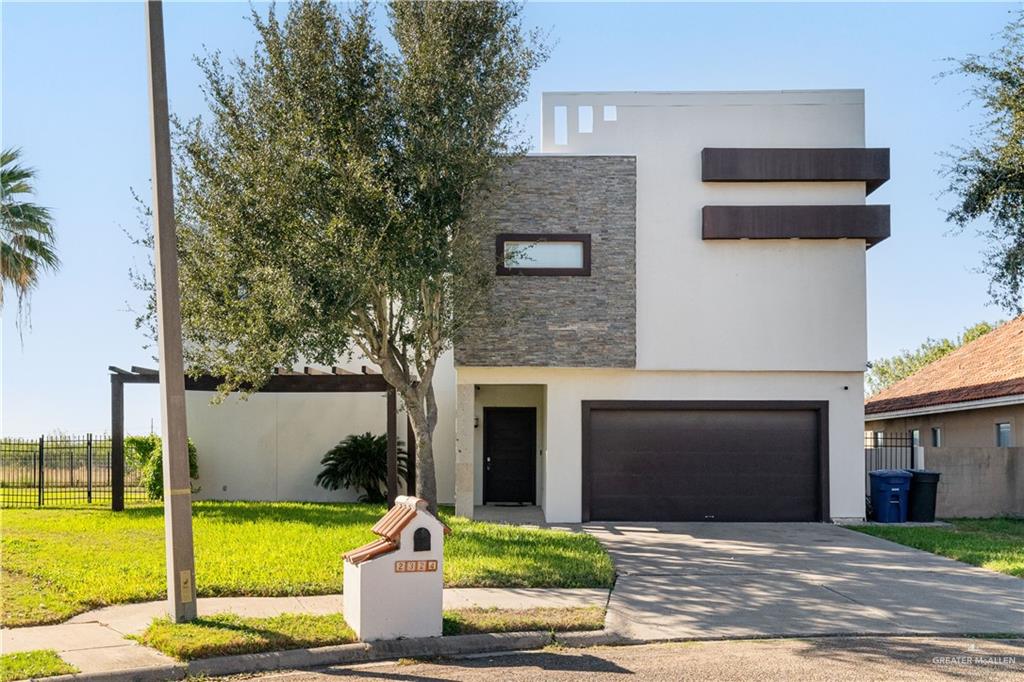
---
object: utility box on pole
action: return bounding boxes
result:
[343,496,448,641]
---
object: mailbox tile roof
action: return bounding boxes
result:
[865,315,1024,415]
[371,504,419,542]
[344,538,398,565]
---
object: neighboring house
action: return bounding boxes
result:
[864,316,1024,518]
[187,89,891,523]
[865,316,1024,448]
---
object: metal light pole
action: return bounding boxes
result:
[145,0,197,622]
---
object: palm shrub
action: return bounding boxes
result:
[124,435,199,500]
[315,433,407,503]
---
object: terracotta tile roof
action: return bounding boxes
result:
[343,538,398,565]
[344,496,450,566]
[371,504,419,542]
[865,315,1024,415]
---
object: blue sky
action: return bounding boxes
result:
[1,1,1017,437]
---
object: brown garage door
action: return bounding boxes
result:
[582,401,828,522]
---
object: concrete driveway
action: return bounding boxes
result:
[585,523,1024,641]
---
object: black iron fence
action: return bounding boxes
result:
[1,435,148,508]
[864,430,920,493]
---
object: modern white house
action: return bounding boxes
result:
[186,89,890,524]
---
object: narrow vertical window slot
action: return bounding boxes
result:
[553,106,568,145]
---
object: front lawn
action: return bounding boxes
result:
[0,650,77,682]
[0,502,613,627]
[138,607,605,660]
[850,518,1024,577]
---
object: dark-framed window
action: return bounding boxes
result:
[931,427,942,448]
[495,233,591,276]
[996,422,1013,447]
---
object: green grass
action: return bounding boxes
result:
[138,607,605,660]
[851,518,1024,577]
[0,650,77,681]
[1,502,613,627]
[137,613,357,661]
[441,606,606,636]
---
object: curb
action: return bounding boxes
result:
[44,664,186,682]
[42,631,565,681]
[553,629,626,648]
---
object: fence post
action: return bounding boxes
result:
[87,433,93,503]
[37,436,44,507]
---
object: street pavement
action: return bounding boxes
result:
[234,637,1024,681]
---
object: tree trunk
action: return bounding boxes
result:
[403,393,437,514]
[362,330,441,514]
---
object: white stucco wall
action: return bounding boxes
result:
[185,351,457,504]
[457,367,866,523]
[540,90,869,373]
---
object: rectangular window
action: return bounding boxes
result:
[931,427,942,448]
[996,422,1012,447]
[874,431,884,448]
[496,234,591,276]
[910,429,920,447]
[553,106,568,145]
[603,105,617,121]
[578,105,593,133]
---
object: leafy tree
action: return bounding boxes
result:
[1,148,58,322]
[315,432,408,503]
[866,321,1001,395]
[944,11,1024,314]
[171,0,546,512]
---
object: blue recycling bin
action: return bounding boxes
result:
[869,469,912,523]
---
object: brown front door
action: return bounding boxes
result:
[582,401,828,522]
[483,407,536,504]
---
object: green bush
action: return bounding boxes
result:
[124,435,199,500]
[314,432,406,503]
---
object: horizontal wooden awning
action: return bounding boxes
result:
[702,148,890,195]
[109,365,389,392]
[702,205,891,247]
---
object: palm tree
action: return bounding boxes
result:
[1,148,58,318]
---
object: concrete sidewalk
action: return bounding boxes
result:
[0,588,610,674]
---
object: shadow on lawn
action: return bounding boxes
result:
[119,501,389,526]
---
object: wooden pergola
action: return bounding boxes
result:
[109,365,414,511]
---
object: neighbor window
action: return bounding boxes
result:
[931,427,942,448]
[496,234,591,276]
[874,431,884,448]
[603,105,617,121]
[996,422,1013,447]
[910,429,920,447]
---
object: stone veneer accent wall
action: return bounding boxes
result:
[455,155,636,368]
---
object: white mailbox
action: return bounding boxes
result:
[343,495,449,641]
